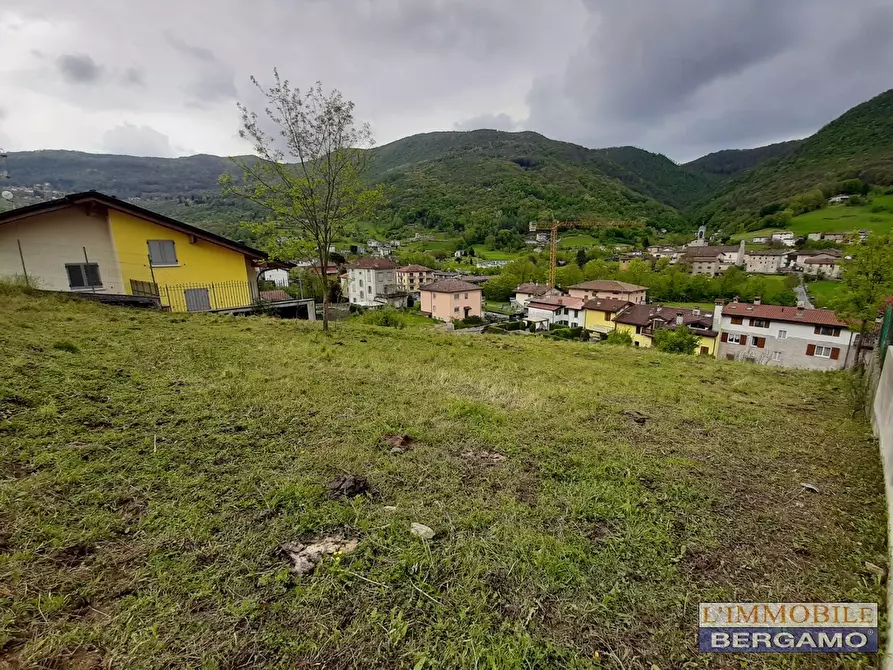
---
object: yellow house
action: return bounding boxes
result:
[0,191,270,312]
[582,297,632,336]
[610,304,719,355]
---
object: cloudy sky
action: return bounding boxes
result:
[1,0,892,162]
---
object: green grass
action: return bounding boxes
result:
[470,245,529,262]
[659,302,717,314]
[732,197,893,242]
[0,287,886,668]
[558,233,600,249]
[807,280,846,309]
[483,301,515,315]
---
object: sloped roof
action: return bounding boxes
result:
[0,190,267,259]
[527,296,586,311]
[723,302,849,327]
[803,256,839,265]
[420,279,482,293]
[349,257,398,270]
[569,280,647,292]
[582,297,632,313]
[515,282,554,296]
[614,304,715,330]
[397,265,435,272]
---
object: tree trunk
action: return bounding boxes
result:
[319,246,330,333]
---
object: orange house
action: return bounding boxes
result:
[420,279,482,322]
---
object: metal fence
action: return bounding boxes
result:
[152,280,258,313]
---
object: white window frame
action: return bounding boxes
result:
[814,345,833,358]
[727,333,742,344]
[777,330,787,340]
[772,351,782,361]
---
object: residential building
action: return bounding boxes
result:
[0,191,274,312]
[682,242,745,276]
[525,296,586,330]
[717,299,855,369]
[752,236,770,244]
[259,268,290,287]
[823,233,848,243]
[802,254,842,279]
[567,280,647,304]
[611,304,719,355]
[347,257,399,307]
[771,231,796,247]
[396,265,436,292]
[476,259,510,269]
[513,282,562,308]
[744,250,788,274]
[420,279,482,322]
[807,233,823,242]
[829,194,850,204]
[582,297,632,336]
[793,249,841,270]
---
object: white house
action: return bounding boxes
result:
[743,250,788,274]
[513,282,562,308]
[802,254,842,279]
[752,236,770,244]
[829,194,850,204]
[525,296,586,330]
[771,231,796,247]
[347,257,399,307]
[715,298,855,370]
[259,268,290,287]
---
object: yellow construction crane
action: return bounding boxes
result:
[528,219,644,288]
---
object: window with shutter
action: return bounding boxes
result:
[756,337,766,349]
[148,240,178,266]
[731,316,743,325]
[830,347,841,360]
[740,335,747,346]
[64,263,102,289]
[806,344,816,356]
[721,332,728,342]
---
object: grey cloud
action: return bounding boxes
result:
[164,32,217,62]
[122,67,145,87]
[56,53,104,84]
[186,71,237,104]
[102,123,175,157]
[524,0,893,159]
[454,113,520,132]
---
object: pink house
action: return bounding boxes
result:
[420,279,483,322]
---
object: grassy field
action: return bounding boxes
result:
[558,233,600,249]
[660,302,718,314]
[470,245,529,262]
[807,280,846,309]
[0,288,886,669]
[732,196,893,242]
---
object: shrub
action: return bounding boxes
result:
[652,326,699,355]
[501,320,523,331]
[52,341,80,353]
[362,308,405,329]
[606,330,633,346]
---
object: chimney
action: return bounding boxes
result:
[732,296,739,303]
[753,296,761,306]
[693,306,701,317]
[796,303,805,317]
[676,312,684,326]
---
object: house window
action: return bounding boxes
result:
[727,333,742,344]
[147,240,178,266]
[815,326,839,336]
[454,306,459,314]
[778,330,787,340]
[751,319,769,328]
[454,293,460,300]
[464,293,469,299]
[730,316,743,325]
[814,346,833,358]
[65,263,102,289]
[772,351,782,361]
[359,290,364,298]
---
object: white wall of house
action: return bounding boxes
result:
[803,262,842,279]
[0,208,126,293]
[717,316,854,370]
[526,305,583,328]
[348,268,397,306]
[260,268,290,287]
[744,254,785,274]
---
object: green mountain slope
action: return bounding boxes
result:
[697,89,893,232]
[683,139,803,183]
[5,131,710,238]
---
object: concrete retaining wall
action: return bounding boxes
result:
[872,347,893,668]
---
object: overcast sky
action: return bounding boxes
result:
[1,0,892,163]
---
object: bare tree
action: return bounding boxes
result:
[223,71,378,331]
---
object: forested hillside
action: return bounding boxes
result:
[5,131,709,240]
[696,89,893,233]
[683,140,803,183]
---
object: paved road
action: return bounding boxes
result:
[794,283,814,309]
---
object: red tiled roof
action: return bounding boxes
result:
[569,280,647,292]
[582,297,631,313]
[723,302,849,327]
[527,296,586,311]
[515,282,553,296]
[614,304,715,328]
[349,257,398,270]
[419,279,482,293]
[397,265,434,272]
